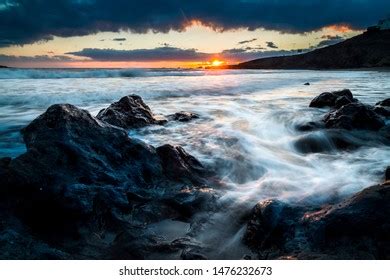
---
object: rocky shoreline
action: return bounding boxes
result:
[0,92,389,259]
[244,90,390,259]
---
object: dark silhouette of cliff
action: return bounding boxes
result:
[233,30,390,69]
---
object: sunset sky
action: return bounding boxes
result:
[1,0,389,68]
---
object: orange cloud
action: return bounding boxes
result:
[323,24,357,33]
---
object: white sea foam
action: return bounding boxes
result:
[0,68,226,79]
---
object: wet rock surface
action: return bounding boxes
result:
[294,121,324,132]
[167,111,199,122]
[309,89,354,108]
[293,130,361,153]
[308,90,386,131]
[304,182,390,259]
[156,144,207,185]
[96,95,167,129]
[0,102,218,259]
[324,102,384,130]
[243,200,304,255]
[244,181,390,259]
[295,90,390,153]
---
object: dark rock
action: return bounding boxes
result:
[243,199,302,252]
[181,249,207,260]
[162,187,218,220]
[309,89,353,108]
[167,111,199,122]
[294,121,324,132]
[149,237,205,259]
[293,129,383,153]
[156,144,207,185]
[5,104,164,196]
[324,102,385,130]
[375,98,390,107]
[304,82,310,86]
[0,103,217,259]
[96,95,167,129]
[334,96,352,109]
[304,182,390,259]
[379,124,390,139]
[309,92,337,108]
[294,133,335,153]
[0,210,70,259]
[110,230,161,260]
[241,254,252,260]
[0,157,11,168]
[374,105,390,117]
[244,179,390,259]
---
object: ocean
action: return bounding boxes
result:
[1,68,389,258]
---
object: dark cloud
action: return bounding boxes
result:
[1,0,389,46]
[67,46,309,63]
[221,46,307,61]
[0,54,74,63]
[266,41,278,49]
[66,47,211,61]
[113,38,126,41]
[238,38,257,45]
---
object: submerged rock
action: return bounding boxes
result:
[167,111,199,122]
[294,121,324,132]
[293,129,390,153]
[293,131,355,153]
[96,95,167,129]
[324,102,384,130]
[309,89,354,108]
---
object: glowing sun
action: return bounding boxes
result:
[210,59,224,67]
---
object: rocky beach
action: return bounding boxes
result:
[0,69,389,259]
